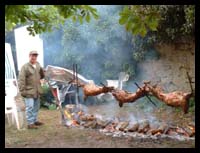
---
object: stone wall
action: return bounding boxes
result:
[136,41,195,93]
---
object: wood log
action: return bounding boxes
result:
[83,121,96,128]
[138,120,150,133]
[119,122,129,131]
[104,122,117,132]
[149,124,160,135]
[176,127,189,137]
[96,119,110,128]
[127,123,139,132]
[91,121,97,129]
[167,129,179,136]
[150,123,169,135]
[80,115,88,121]
[87,115,96,121]
[183,126,195,137]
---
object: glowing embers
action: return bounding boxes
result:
[62,104,195,141]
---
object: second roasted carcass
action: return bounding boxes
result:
[111,83,148,107]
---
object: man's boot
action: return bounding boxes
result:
[28,124,38,129]
[34,121,44,126]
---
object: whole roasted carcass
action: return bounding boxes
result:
[147,83,192,114]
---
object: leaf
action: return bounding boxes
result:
[147,16,159,31]
[85,13,90,23]
[119,15,128,25]
[92,12,99,19]
[139,24,147,37]
[72,16,76,22]
[78,15,83,24]
[131,23,140,35]
[125,20,132,31]
[140,28,147,37]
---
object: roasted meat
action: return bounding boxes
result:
[112,86,147,107]
[80,83,114,100]
[147,84,192,113]
[112,81,192,114]
[70,80,114,101]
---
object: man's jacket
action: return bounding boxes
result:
[18,62,45,98]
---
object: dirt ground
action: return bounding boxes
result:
[5,108,195,148]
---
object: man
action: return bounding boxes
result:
[18,51,45,129]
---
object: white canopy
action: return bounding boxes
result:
[45,65,94,84]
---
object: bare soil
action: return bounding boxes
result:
[5,108,195,148]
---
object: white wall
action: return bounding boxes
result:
[14,26,44,71]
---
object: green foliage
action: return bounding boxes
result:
[118,5,195,62]
[119,6,160,37]
[132,33,156,62]
[40,84,54,107]
[119,5,195,42]
[5,5,99,36]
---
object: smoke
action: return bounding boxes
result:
[40,5,164,121]
[42,5,136,85]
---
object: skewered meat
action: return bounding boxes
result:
[112,85,147,107]
[112,81,192,114]
[81,83,114,100]
[147,84,192,114]
[70,80,114,101]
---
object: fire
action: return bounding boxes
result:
[188,125,195,133]
[64,110,72,120]
[155,131,161,135]
[78,111,84,116]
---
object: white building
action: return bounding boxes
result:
[14,26,44,71]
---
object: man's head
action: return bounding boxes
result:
[29,50,38,64]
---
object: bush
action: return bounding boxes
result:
[40,84,55,108]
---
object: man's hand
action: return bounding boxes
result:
[21,90,26,97]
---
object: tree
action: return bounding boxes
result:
[5,5,99,36]
[119,5,195,42]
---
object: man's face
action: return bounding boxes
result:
[29,54,38,64]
